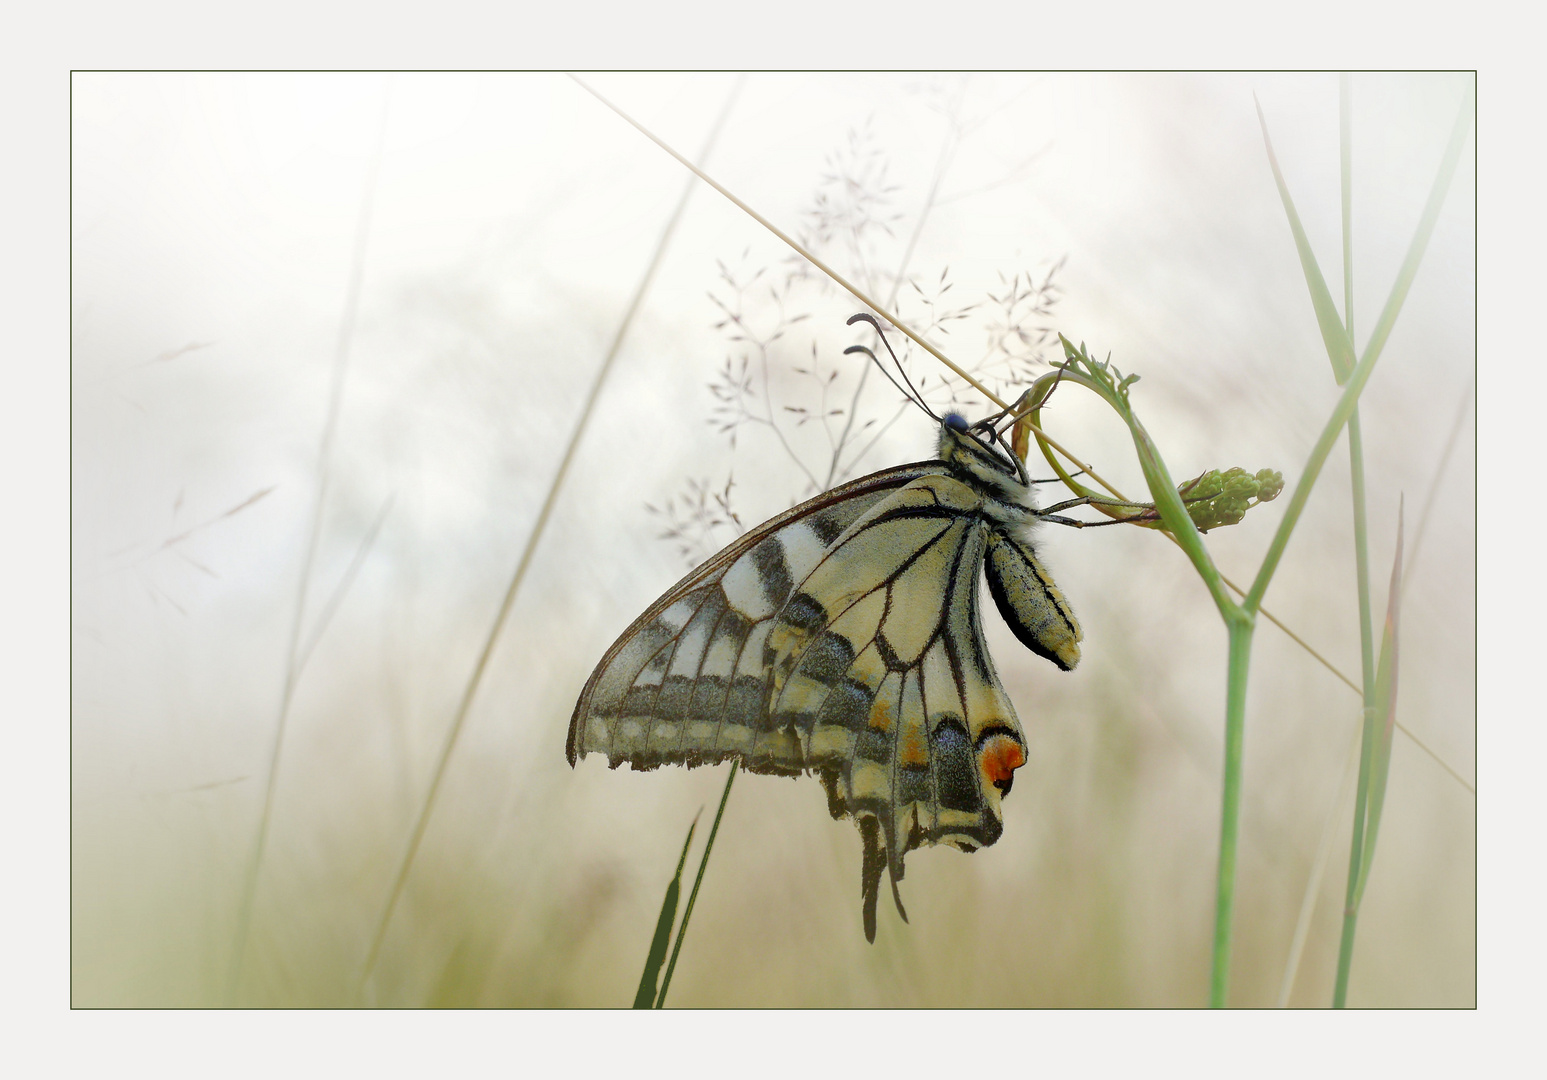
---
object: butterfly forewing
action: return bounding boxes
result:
[568,462,946,772]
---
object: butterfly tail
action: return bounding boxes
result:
[859,815,885,944]
[886,829,910,926]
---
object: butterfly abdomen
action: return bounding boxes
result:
[984,530,1083,671]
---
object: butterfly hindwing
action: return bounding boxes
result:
[780,478,1027,939]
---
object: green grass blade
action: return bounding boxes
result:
[633,812,700,1008]
[656,760,738,1008]
[1339,73,1378,708]
[1254,94,1356,383]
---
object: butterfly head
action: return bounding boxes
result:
[938,412,1034,509]
[842,314,1035,509]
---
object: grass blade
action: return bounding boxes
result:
[1350,79,1474,388]
[633,812,700,1008]
[655,760,737,1008]
[1255,94,1356,383]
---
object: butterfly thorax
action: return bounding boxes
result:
[936,419,1040,531]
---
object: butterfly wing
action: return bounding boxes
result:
[570,463,1039,942]
[567,461,948,772]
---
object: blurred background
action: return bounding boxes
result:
[71,72,1474,1007]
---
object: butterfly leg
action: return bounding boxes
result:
[1038,512,1136,528]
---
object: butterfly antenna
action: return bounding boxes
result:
[843,342,917,412]
[845,312,940,423]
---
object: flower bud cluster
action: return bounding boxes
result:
[1179,467,1285,532]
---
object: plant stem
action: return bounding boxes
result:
[1335,697,1379,1007]
[1210,616,1255,1007]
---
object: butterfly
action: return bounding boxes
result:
[567,317,1085,942]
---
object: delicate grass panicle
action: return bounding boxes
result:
[70,73,1473,1009]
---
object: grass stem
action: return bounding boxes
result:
[1210,617,1255,1006]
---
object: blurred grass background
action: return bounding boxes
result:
[70,71,1474,1007]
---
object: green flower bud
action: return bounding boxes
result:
[1176,465,1282,532]
[1254,469,1284,502]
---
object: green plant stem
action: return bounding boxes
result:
[1336,688,1381,1007]
[1342,74,1377,702]
[1045,347,1259,1007]
[1210,617,1255,1007]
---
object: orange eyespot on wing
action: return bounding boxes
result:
[978,732,1027,795]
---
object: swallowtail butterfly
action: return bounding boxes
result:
[567,324,1083,942]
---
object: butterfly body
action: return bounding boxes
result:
[568,415,1081,941]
